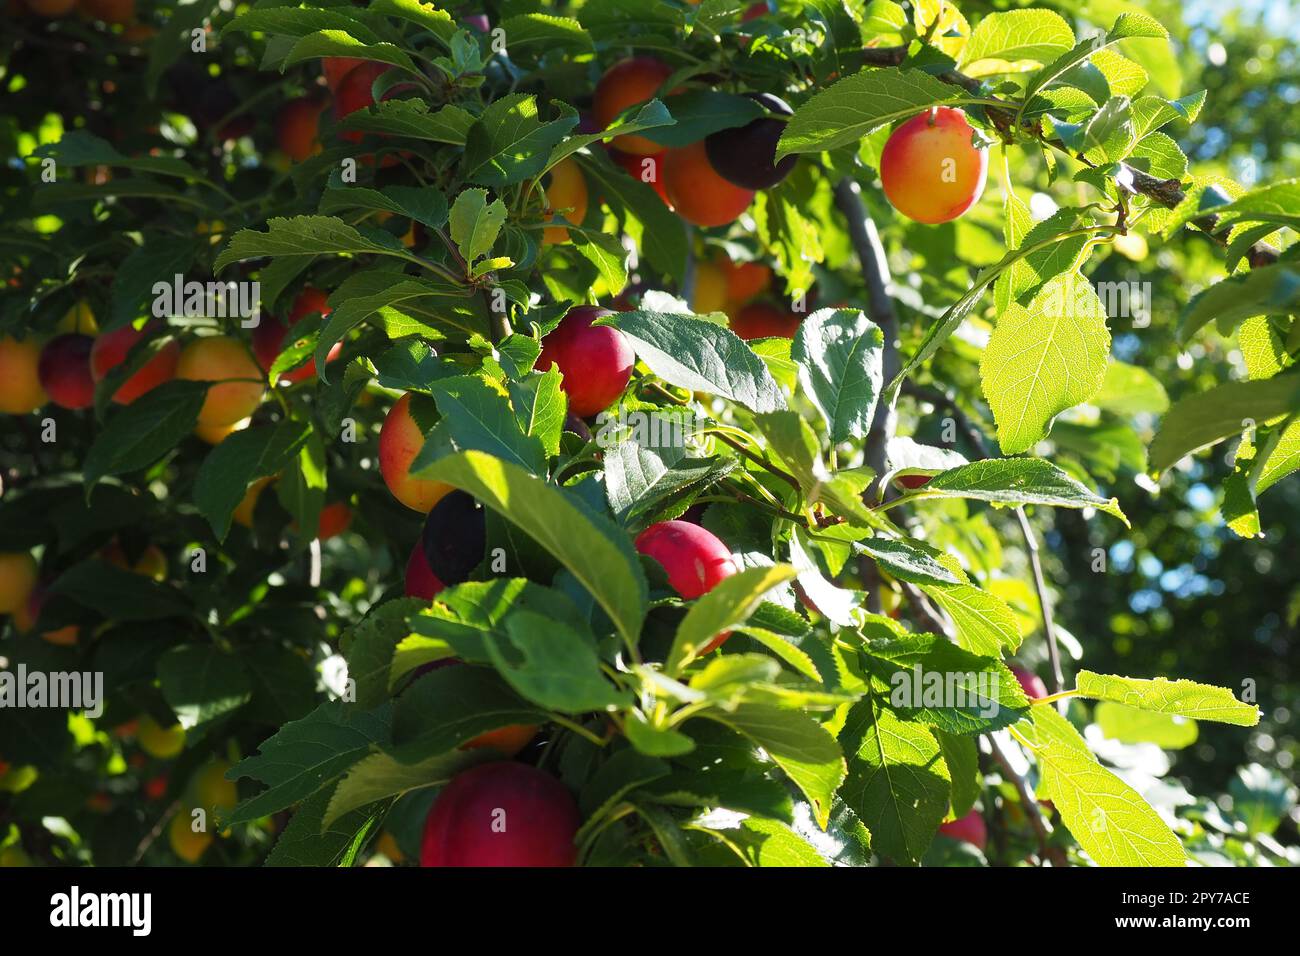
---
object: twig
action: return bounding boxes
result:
[1014,508,1066,702]
[832,177,900,496]
[986,734,1068,867]
[900,381,1067,700]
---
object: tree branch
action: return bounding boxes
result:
[986,733,1069,867]
[832,178,900,491]
[900,381,1067,699]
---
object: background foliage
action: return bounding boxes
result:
[0,0,1296,867]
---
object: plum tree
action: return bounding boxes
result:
[704,93,796,190]
[541,157,588,244]
[1010,665,1049,701]
[880,106,988,224]
[536,306,634,417]
[419,762,579,867]
[275,96,325,162]
[593,57,674,155]
[378,393,454,512]
[0,552,37,616]
[176,336,266,428]
[251,287,339,383]
[89,321,180,404]
[635,520,739,652]
[896,473,931,490]
[662,141,755,227]
[37,333,96,410]
[729,302,801,340]
[0,335,46,414]
[137,715,185,759]
[938,809,988,850]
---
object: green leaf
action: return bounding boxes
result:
[755,411,891,532]
[48,560,190,621]
[1178,264,1300,344]
[603,439,733,530]
[215,216,407,273]
[193,421,312,540]
[579,151,687,282]
[32,130,204,183]
[960,9,1075,70]
[668,565,798,674]
[320,182,448,230]
[335,100,475,145]
[487,610,627,712]
[981,273,1111,455]
[390,666,544,759]
[83,380,208,488]
[265,787,386,868]
[1149,373,1300,473]
[854,536,963,586]
[325,749,484,827]
[840,694,950,864]
[700,816,830,867]
[572,230,629,294]
[641,91,765,147]
[864,633,1031,734]
[497,13,593,53]
[776,69,961,160]
[699,703,846,830]
[1092,361,1169,415]
[919,581,1023,656]
[914,458,1128,524]
[343,598,429,710]
[791,308,884,444]
[282,30,420,75]
[602,311,785,413]
[1075,671,1260,726]
[507,368,566,458]
[448,188,508,264]
[1027,709,1186,867]
[227,702,392,825]
[422,375,546,476]
[1095,702,1198,749]
[415,453,648,647]
[935,729,980,818]
[462,94,579,187]
[223,7,382,42]
[156,645,251,734]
